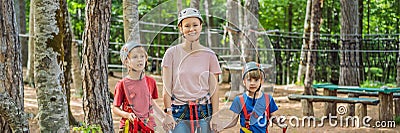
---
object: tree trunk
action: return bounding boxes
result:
[227,0,240,57]
[82,0,114,132]
[34,0,69,131]
[304,0,322,95]
[190,0,200,10]
[397,46,400,87]
[123,0,140,43]
[0,0,29,132]
[71,41,82,93]
[59,0,79,126]
[204,0,212,47]
[177,0,182,12]
[339,0,360,86]
[287,2,293,84]
[14,0,28,66]
[242,0,259,62]
[297,0,312,84]
[358,0,364,82]
[26,0,35,87]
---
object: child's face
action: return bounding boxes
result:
[179,17,202,41]
[243,71,263,93]
[126,47,147,71]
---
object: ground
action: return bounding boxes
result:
[23,71,400,133]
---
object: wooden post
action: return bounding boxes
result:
[355,103,367,126]
[301,99,314,116]
[379,92,394,121]
[347,93,358,116]
[323,88,337,116]
[394,98,400,117]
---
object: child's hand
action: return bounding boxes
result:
[162,114,176,131]
[210,117,222,132]
[126,113,136,122]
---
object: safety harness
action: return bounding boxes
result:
[122,79,154,133]
[239,93,270,133]
[171,94,211,133]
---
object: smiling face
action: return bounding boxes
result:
[179,17,202,42]
[125,47,147,71]
[243,70,263,93]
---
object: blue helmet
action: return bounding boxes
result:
[242,62,265,80]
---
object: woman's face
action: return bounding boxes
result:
[179,17,202,42]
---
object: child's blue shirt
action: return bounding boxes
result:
[230,92,278,133]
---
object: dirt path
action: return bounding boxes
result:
[24,73,400,132]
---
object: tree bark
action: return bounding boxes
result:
[26,0,35,87]
[242,0,259,62]
[59,0,79,126]
[304,0,322,95]
[227,0,240,57]
[297,0,312,84]
[71,41,82,94]
[34,0,69,131]
[358,0,364,82]
[82,0,114,132]
[204,0,212,47]
[14,0,28,66]
[190,0,200,10]
[339,0,360,86]
[123,0,140,43]
[0,0,29,132]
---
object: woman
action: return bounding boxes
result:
[161,8,221,133]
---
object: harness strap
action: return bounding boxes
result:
[239,95,250,129]
[133,118,154,133]
[239,94,271,133]
[189,101,194,133]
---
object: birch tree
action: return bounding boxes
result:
[304,0,323,95]
[26,0,35,87]
[34,0,69,131]
[0,0,29,132]
[296,0,312,84]
[82,0,114,131]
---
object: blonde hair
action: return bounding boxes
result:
[244,70,263,80]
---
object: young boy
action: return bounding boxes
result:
[112,41,163,133]
[222,62,286,133]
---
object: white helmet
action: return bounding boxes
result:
[177,8,203,26]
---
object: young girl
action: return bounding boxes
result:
[221,62,286,133]
[161,8,222,133]
[112,42,163,133]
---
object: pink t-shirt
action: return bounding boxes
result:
[162,45,222,105]
[113,76,158,129]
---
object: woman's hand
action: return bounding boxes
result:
[162,114,176,131]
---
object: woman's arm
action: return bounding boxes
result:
[162,66,176,131]
[210,74,219,113]
[151,100,165,119]
[162,66,173,115]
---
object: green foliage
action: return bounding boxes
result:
[395,116,400,125]
[360,80,396,88]
[72,123,102,133]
